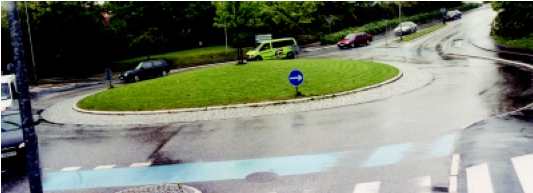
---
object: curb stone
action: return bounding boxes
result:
[41,61,432,125]
[72,71,403,115]
[115,184,201,193]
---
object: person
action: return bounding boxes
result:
[105,67,113,89]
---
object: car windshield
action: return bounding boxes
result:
[345,34,356,39]
[1,120,20,132]
[257,43,271,51]
[1,83,11,101]
[135,63,144,70]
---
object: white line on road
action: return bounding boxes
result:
[450,154,461,176]
[61,166,81,172]
[466,163,494,193]
[94,164,116,170]
[448,176,458,193]
[412,176,431,193]
[353,181,381,193]
[130,161,152,168]
[511,154,533,193]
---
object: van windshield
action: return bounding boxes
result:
[257,43,271,51]
[1,83,11,101]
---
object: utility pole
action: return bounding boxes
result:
[7,2,43,193]
[398,3,402,41]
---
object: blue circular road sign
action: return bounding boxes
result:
[288,69,304,86]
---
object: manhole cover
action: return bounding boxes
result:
[115,184,200,193]
[245,171,278,183]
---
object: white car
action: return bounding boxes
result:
[1,74,17,111]
[445,10,462,21]
[394,21,418,36]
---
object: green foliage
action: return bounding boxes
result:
[494,34,533,52]
[491,2,533,38]
[78,59,399,111]
[117,46,239,70]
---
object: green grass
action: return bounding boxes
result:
[398,23,446,42]
[493,35,533,52]
[118,46,238,69]
[78,59,399,111]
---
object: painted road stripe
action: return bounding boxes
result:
[448,176,458,193]
[450,154,460,176]
[353,181,380,193]
[429,134,456,157]
[362,143,412,167]
[94,165,115,170]
[60,166,81,172]
[129,161,152,168]
[466,163,494,193]
[43,153,340,191]
[412,176,431,193]
[511,154,533,193]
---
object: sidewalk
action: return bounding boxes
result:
[41,61,433,125]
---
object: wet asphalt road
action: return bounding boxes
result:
[2,5,533,193]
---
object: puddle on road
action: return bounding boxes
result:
[495,64,533,112]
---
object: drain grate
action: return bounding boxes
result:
[245,171,279,183]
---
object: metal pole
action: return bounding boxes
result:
[7,2,43,193]
[24,1,38,82]
[399,3,402,41]
[224,24,228,50]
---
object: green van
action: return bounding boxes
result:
[246,38,299,61]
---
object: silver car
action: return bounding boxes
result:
[394,21,418,36]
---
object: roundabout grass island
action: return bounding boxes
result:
[77,59,399,111]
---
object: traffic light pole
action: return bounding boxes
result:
[7,2,44,193]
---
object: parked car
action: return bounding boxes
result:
[120,60,171,83]
[337,32,373,49]
[394,21,418,36]
[445,10,462,21]
[1,75,25,165]
[246,37,299,61]
[1,111,25,163]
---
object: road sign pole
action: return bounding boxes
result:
[7,2,43,193]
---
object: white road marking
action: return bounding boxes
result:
[448,176,458,193]
[511,154,533,193]
[412,176,431,193]
[130,161,152,168]
[450,154,461,176]
[61,166,81,172]
[94,164,116,170]
[466,163,494,193]
[353,181,381,193]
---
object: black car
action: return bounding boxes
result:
[120,60,171,83]
[1,110,25,164]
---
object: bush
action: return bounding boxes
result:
[116,46,239,71]
[320,3,482,45]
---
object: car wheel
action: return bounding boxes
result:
[256,56,263,61]
[162,71,167,76]
[134,75,140,82]
[286,52,295,59]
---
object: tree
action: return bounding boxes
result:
[491,2,533,38]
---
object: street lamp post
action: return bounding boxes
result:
[101,10,113,89]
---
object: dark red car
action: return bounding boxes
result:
[337,32,373,49]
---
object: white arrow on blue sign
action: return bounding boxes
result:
[288,69,304,86]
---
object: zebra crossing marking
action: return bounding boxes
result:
[511,154,533,193]
[353,181,381,193]
[466,163,494,193]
